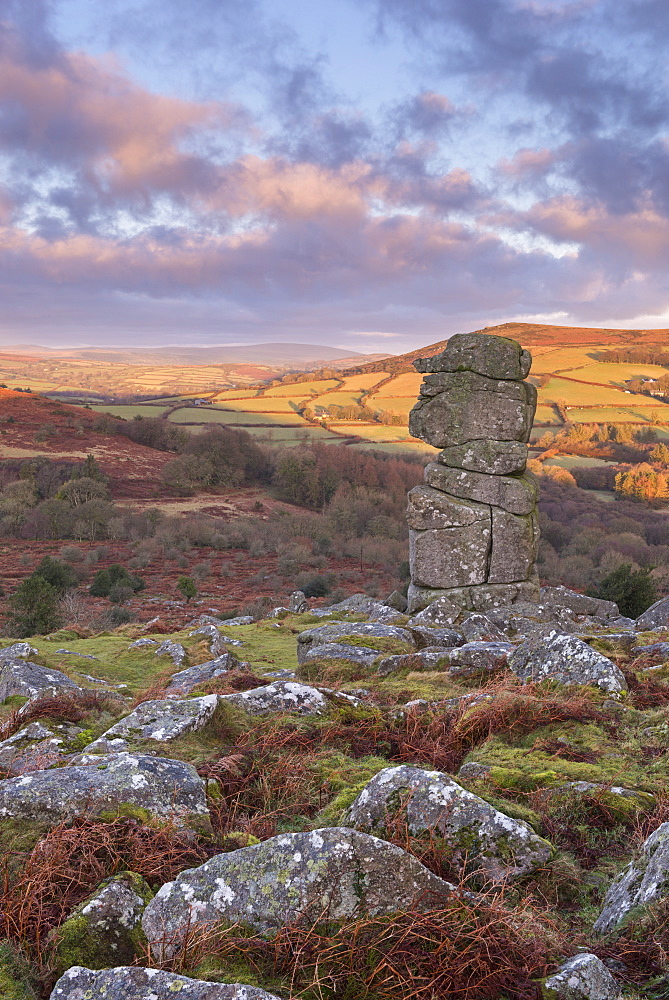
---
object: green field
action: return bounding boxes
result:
[567,405,669,423]
[564,362,669,386]
[543,455,613,469]
[262,379,339,398]
[530,347,613,374]
[540,377,637,406]
[167,407,308,426]
[534,404,561,424]
[368,396,416,417]
[90,404,169,418]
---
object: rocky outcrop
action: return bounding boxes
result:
[344,765,551,881]
[297,622,415,663]
[407,332,539,613]
[636,595,669,629]
[508,628,627,694]
[53,872,152,972]
[49,968,285,1000]
[154,640,186,666]
[301,643,382,668]
[0,721,66,774]
[81,695,221,753]
[0,752,208,828]
[540,954,621,999]
[0,660,83,702]
[594,822,669,934]
[165,653,240,694]
[221,680,327,715]
[142,827,455,956]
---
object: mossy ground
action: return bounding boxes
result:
[3,617,669,995]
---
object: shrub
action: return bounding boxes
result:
[89,564,145,599]
[5,577,63,637]
[296,572,334,598]
[177,576,198,602]
[30,556,78,595]
[589,563,657,618]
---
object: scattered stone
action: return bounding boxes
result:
[0,722,65,775]
[540,586,619,621]
[509,628,628,694]
[222,680,327,715]
[446,641,514,675]
[49,967,285,1000]
[301,643,381,668]
[289,590,308,613]
[142,827,455,954]
[487,601,577,637]
[188,615,226,627]
[385,589,408,612]
[127,638,157,649]
[0,660,82,702]
[541,953,621,999]
[82,695,221,753]
[457,762,492,780]
[409,626,465,648]
[407,596,461,628]
[55,650,99,660]
[636,596,669,630]
[297,622,415,664]
[165,654,239,694]
[631,641,669,664]
[0,642,38,662]
[224,616,255,626]
[154,641,186,666]
[308,593,391,618]
[0,753,208,828]
[54,872,152,972]
[345,765,551,881]
[594,822,669,934]
[377,648,453,675]
[460,613,508,643]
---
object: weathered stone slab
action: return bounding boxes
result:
[541,586,619,620]
[636,595,669,629]
[0,753,208,827]
[142,828,455,955]
[50,968,285,1000]
[166,654,238,694]
[297,622,415,663]
[410,374,535,449]
[82,695,221,753]
[425,463,537,515]
[154,641,186,666]
[488,508,539,584]
[54,872,152,972]
[345,765,551,881]
[407,596,461,627]
[377,648,454,675]
[409,521,491,589]
[301,643,381,667]
[221,680,327,715]
[446,641,514,675]
[0,642,38,662]
[437,439,528,475]
[407,577,540,614]
[594,822,669,934]
[0,721,65,775]
[406,484,490,530]
[540,954,621,999]
[409,626,465,647]
[0,660,82,703]
[509,628,627,694]
[460,613,508,642]
[413,332,531,380]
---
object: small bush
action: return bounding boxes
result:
[89,564,145,599]
[589,563,657,618]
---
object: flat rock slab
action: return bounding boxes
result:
[424,463,537,515]
[0,752,208,827]
[344,765,551,882]
[446,641,514,675]
[407,578,540,615]
[460,614,508,643]
[407,597,461,627]
[594,821,669,934]
[410,626,465,648]
[83,695,220,753]
[487,602,577,637]
[0,660,82,702]
[297,622,415,663]
[50,968,285,1000]
[631,641,669,664]
[541,586,619,621]
[142,827,455,955]
[509,628,627,695]
[437,439,528,475]
[301,643,381,667]
[541,953,621,999]
[222,680,327,715]
[414,332,532,381]
[166,654,239,693]
[377,648,453,676]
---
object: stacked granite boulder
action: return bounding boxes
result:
[407,332,539,613]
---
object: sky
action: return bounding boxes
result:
[1,0,669,353]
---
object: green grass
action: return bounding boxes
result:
[167,408,308,426]
[564,362,669,386]
[89,405,169,418]
[567,406,669,423]
[262,380,340,398]
[543,455,613,469]
[539,378,639,406]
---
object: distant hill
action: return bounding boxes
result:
[344,322,669,375]
[0,342,392,368]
